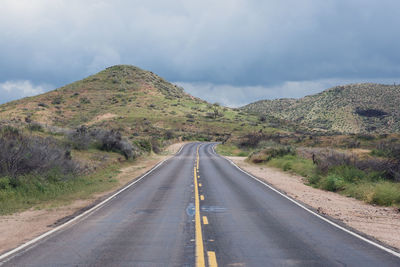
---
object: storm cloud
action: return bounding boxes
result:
[0,0,399,106]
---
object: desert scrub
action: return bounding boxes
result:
[249,149,400,207]
[0,126,78,177]
[268,154,316,178]
[0,165,121,215]
[68,126,139,159]
[249,146,295,164]
[216,144,249,157]
[370,182,400,206]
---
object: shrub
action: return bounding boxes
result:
[249,146,295,163]
[52,96,64,105]
[68,127,139,160]
[38,103,49,108]
[150,138,161,153]
[0,177,11,190]
[268,154,316,178]
[68,125,92,150]
[372,141,400,160]
[239,132,264,148]
[27,122,44,132]
[164,130,174,140]
[321,175,345,192]
[0,126,78,178]
[134,139,152,153]
[307,174,321,185]
[79,97,91,104]
[371,182,400,206]
[330,165,365,183]
[259,115,266,122]
[94,129,137,160]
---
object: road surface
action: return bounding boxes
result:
[1,143,399,266]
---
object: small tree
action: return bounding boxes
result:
[212,103,220,119]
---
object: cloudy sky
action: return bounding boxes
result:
[0,0,399,106]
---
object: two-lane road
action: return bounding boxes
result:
[1,143,400,266]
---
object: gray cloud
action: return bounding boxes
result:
[0,0,399,105]
[0,80,51,103]
[176,78,400,107]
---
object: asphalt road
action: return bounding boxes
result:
[1,142,400,266]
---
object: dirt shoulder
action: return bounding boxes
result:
[0,142,187,255]
[227,156,400,251]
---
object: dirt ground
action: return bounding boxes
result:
[227,156,400,251]
[0,142,186,255]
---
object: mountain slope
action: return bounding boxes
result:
[242,83,400,133]
[0,65,268,139]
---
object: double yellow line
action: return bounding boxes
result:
[194,145,218,267]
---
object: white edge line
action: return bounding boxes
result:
[211,144,400,259]
[0,143,189,262]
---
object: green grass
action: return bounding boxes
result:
[268,155,316,178]
[259,154,400,207]
[0,165,123,215]
[216,144,249,157]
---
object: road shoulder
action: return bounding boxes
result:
[0,142,186,255]
[227,156,400,251]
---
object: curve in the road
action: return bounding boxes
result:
[1,142,399,267]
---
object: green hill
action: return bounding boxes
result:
[0,65,272,140]
[242,83,400,133]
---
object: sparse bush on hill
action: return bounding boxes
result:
[164,130,175,140]
[0,126,78,178]
[27,122,44,132]
[133,139,152,153]
[38,103,49,108]
[68,125,92,150]
[79,97,91,104]
[52,96,64,105]
[150,138,162,154]
[96,129,137,160]
[68,126,139,160]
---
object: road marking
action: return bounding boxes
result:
[207,251,218,267]
[203,216,209,225]
[200,195,205,201]
[211,144,400,259]
[0,142,192,263]
[197,145,200,169]
[194,148,205,267]
[199,183,202,187]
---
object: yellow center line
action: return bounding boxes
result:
[194,145,205,267]
[203,216,209,225]
[200,195,204,201]
[199,183,202,187]
[207,251,218,267]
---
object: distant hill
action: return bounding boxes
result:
[0,65,269,139]
[241,83,400,133]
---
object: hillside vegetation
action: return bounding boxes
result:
[0,65,276,141]
[218,130,400,207]
[0,65,282,214]
[242,83,400,134]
